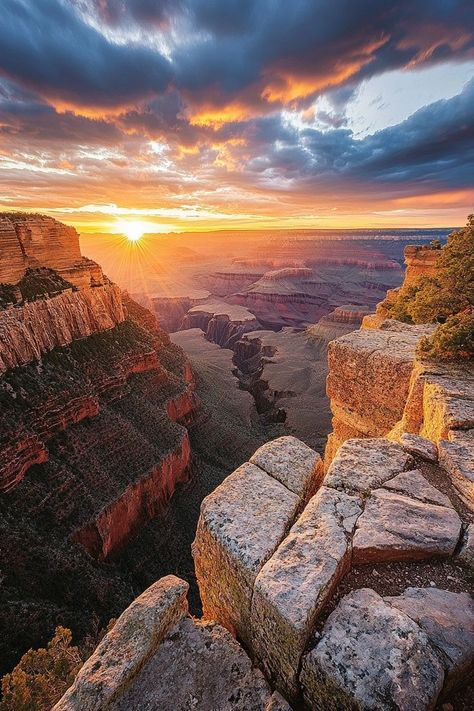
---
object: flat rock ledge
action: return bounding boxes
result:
[194,436,468,707]
[301,587,474,711]
[55,575,292,711]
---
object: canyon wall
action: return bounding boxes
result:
[0,283,125,374]
[181,302,260,348]
[0,214,201,672]
[0,213,82,284]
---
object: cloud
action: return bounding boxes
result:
[0,0,473,224]
[0,0,172,109]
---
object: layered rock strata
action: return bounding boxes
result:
[181,301,260,348]
[0,283,124,374]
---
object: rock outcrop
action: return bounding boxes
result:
[324,245,474,510]
[0,283,124,374]
[54,576,292,711]
[181,301,260,348]
[0,215,203,673]
[193,435,472,707]
[0,213,82,284]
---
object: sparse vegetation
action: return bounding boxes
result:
[386,215,474,360]
[0,621,114,711]
[17,268,75,302]
[0,627,83,711]
[0,284,19,309]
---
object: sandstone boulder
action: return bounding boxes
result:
[249,435,323,500]
[54,576,189,711]
[325,438,413,494]
[399,432,438,462]
[352,488,461,563]
[251,487,362,698]
[114,618,277,711]
[192,462,300,644]
[300,588,445,711]
[385,587,474,686]
[438,430,474,512]
[382,469,452,508]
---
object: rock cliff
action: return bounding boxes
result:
[14,232,474,710]
[181,301,260,348]
[0,214,201,673]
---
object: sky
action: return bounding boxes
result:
[0,0,473,233]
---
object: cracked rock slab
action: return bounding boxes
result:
[399,432,438,462]
[300,588,445,711]
[249,435,323,500]
[325,438,414,494]
[192,462,300,645]
[382,469,452,508]
[54,576,189,711]
[438,429,474,512]
[385,587,474,686]
[251,487,362,698]
[353,488,461,564]
[115,618,277,711]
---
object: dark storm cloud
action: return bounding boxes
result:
[1,1,473,111]
[245,79,474,193]
[0,0,172,107]
[0,81,123,143]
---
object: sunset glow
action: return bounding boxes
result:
[0,2,473,233]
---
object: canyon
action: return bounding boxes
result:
[54,236,473,711]
[2,217,472,711]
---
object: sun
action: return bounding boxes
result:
[121,221,146,242]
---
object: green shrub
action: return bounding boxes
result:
[417,308,474,361]
[0,627,83,711]
[386,215,474,360]
[387,215,474,325]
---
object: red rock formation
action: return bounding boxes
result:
[403,245,440,285]
[0,213,82,284]
[73,433,191,559]
[0,284,125,373]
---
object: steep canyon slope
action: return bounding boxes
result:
[0,215,199,674]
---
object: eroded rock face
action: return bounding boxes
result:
[193,461,300,644]
[251,487,362,697]
[325,323,435,461]
[301,588,447,711]
[0,213,82,284]
[0,284,125,374]
[181,301,260,348]
[72,433,191,559]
